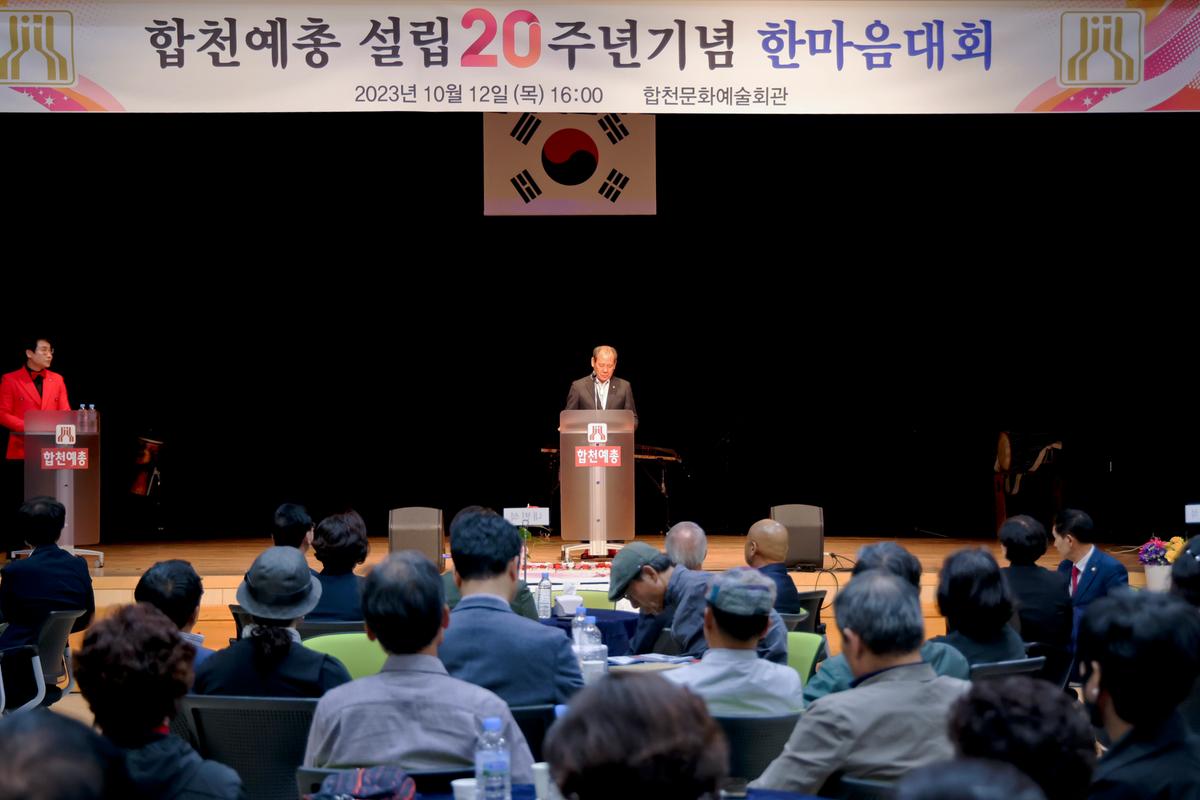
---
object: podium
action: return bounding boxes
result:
[15,409,103,565]
[559,410,635,561]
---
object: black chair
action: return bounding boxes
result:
[296,620,366,640]
[181,694,318,800]
[1024,641,1073,689]
[510,704,556,762]
[168,708,196,747]
[969,656,1047,681]
[35,609,86,705]
[779,610,809,632]
[228,604,252,639]
[821,774,897,800]
[0,645,47,713]
[713,713,800,783]
[794,590,827,634]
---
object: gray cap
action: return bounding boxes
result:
[608,542,663,601]
[706,567,777,616]
[236,546,322,620]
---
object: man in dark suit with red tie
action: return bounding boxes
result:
[1052,508,1129,644]
[0,338,71,557]
[563,345,637,429]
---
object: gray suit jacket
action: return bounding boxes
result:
[438,594,584,706]
[751,661,970,794]
[564,374,637,427]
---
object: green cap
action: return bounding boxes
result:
[608,542,663,601]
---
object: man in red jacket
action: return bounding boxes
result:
[0,338,70,557]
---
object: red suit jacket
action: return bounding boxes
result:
[0,368,70,460]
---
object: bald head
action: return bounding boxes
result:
[745,519,789,567]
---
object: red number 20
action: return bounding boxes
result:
[461,8,541,68]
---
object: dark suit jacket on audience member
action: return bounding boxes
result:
[930,626,1027,666]
[1089,713,1200,800]
[629,602,677,655]
[306,572,365,621]
[124,733,245,800]
[757,562,802,615]
[442,571,538,621]
[193,637,351,698]
[0,544,94,648]
[439,595,584,706]
[1058,548,1130,641]
[1003,565,1073,649]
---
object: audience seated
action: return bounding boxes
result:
[74,603,244,800]
[1079,591,1200,800]
[666,521,708,571]
[0,496,95,705]
[0,709,134,800]
[751,571,970,794]
[950,675,1095,800]
[304,551,534,781]
[0,496,94,649]
[804,543,969,707]
[896,759,1047,800]
[544,672,727,800]
[609,542,788,663]
[135,559,215,669]
[1171,536,1200,733]
[999,515,1072,674]
[194,546,351,697]
[663,567,803,715]
[439,513,582,705]
[1052,509,1129,643]
[744,519,802,615]
[442,506,538,621]
[930,548,1026,664]
[307,510,369,622]
[272,502,316,559]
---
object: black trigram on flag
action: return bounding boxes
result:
[510,112,542,145]
[511,169,543,203]
[598,169,629,202]
[597,114,630,144]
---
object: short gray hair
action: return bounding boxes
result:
[592,345,618,361]
[834,570,924,656]
[665,522,707,569]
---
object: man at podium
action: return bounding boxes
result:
[0,338,70,557]
[564,345,637,429]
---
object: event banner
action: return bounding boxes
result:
[1,0,1197,112]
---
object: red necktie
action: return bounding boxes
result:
[1072,565,1081,594]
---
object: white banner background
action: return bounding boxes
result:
[1,0,1197,112]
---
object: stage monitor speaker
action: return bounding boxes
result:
[388,507,445,572]
[769,504,825,571]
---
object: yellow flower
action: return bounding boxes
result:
[1166,536,1186,563]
